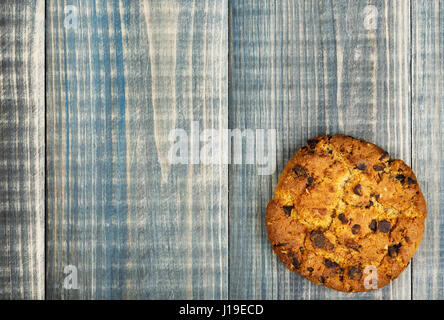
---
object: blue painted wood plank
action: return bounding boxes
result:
[411,0,444,300]
[229,0,412,299]
[0,0,45,299]
[46,0,228,299]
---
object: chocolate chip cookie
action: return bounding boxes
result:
[266,134,426,292]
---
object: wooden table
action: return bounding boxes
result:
[0,0,442,300]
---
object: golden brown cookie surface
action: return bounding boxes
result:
[266,134,426,292]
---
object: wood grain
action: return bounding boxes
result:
[46,0,227,299]
[229,0,412,299]
[1,0,441,300]
[411,0,444,300]
[0,0,45,299]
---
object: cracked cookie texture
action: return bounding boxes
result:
[266,134,426,292]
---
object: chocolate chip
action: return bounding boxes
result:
[306,176,314,188]
[293,165,307,178]
[324,259,339,268]
[345,240,361,252]
[307,267,314,273]
[348,266,362,280]
[373,164,385,171]
[395,174,405,184]
[273,243,287,247]
[338,213,348,224]
[307,139,318,149]
[369,219,377,232]
[388,243,402,258]
[310,230,333,250]
[365,200,373,209]
[353,184,363,196]
[340,148,345,153]
[356,163,367,171]
[407,177,417,185]
[327,149,333,154]
[311,230,327,248]
[378,220,391,233]
[351,224,361,234]
[339,275,344,281]
[319,276,325,284]
[292,257,300,269]
[379,151,389,161]
[283,206,294,216]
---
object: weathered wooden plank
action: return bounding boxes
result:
[411,0,444,300]
[46,0,228,299]
[0,0,45,299]
[229,0,411,299]
[124,0,228,299]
